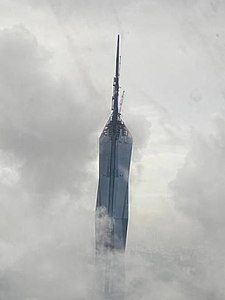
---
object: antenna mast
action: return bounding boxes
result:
[112,35,120,120]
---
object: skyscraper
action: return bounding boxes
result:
[96,35,132,252]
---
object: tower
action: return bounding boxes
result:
[96,35,132,252]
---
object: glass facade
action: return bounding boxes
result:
[96,116,132,251]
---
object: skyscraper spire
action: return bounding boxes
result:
[115,34,120,78]
[112,34,120,119]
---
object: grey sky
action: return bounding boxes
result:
[0,0,225,299]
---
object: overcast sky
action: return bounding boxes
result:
[0,0,225,299]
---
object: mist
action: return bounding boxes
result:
[0,0,225,299]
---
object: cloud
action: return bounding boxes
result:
[166,115,225,299]
[0,24,98,298]
[0,25,101,197]
[0,1,225,299]
[171,115,225,237]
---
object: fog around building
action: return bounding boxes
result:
[0,0,225,299]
